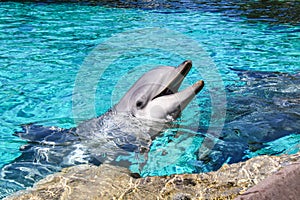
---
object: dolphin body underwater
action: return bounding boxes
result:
[0,60,204,191]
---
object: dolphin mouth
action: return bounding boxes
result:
[153,60,203,99]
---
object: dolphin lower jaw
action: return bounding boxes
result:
[137,79,204,122]
[176,80,204,110]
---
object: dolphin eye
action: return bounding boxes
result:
[136,101,143,109]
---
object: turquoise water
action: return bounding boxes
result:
[0,1,299,198]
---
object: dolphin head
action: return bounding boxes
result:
[114,60,204,122]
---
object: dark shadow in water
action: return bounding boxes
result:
[2,0,300,24]
[196,69,300,172]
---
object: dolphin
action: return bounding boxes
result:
[0,60,204,193]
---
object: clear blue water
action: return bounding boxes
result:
[0,1,299,198]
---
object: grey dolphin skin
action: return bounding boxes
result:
[0,60,204,195]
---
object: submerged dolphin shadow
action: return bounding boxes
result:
[1,60,204,190]
[195,69,300,172]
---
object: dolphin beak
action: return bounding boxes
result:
[153,60,193,99]
[171,60,193,91]
[177,60,192,78]
[193,80,205,94]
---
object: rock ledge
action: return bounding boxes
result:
[6,152,300,200]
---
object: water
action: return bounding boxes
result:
[0,1,299,198]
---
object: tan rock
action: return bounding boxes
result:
[235,163,300,200]
[6,152,300,200]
